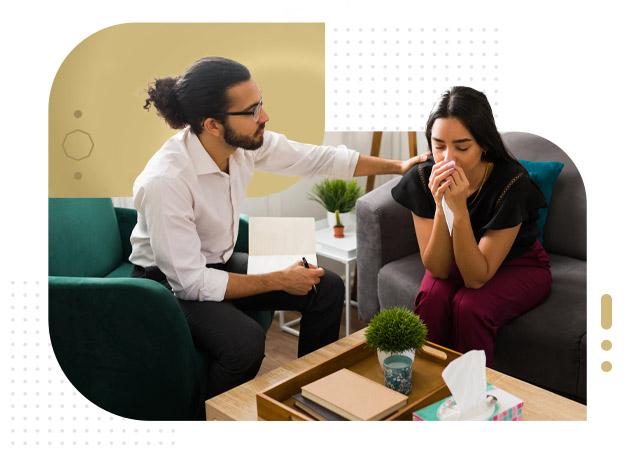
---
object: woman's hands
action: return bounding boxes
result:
[443,165,470,216]
[428,160,455,206]
[429,161,470,217]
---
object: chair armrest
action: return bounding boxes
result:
[49,276,206,420]
[356,178,419,322]
[114,207,137,262]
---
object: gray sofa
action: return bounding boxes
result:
[356,131,586,403]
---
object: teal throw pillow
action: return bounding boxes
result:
[518,159,564,245]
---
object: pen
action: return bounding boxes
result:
[302,257,317,294]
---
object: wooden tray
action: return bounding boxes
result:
[256,341,461,421]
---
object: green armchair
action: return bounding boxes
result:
[48,198,274,420]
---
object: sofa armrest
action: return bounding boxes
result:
[114,207,138,262]
[49,276,206,420]
[356,178,420,322]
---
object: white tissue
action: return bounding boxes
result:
[441,197,454,236]
[441,350,488,419]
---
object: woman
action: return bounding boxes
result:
[391,86,551,366]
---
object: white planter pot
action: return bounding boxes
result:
[327,211,356,232]
[377,348,416,372]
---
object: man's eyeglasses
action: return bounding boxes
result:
[208,96,263,123]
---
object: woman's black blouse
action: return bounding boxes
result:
[391,157,547,261]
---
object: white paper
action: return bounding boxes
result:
[441,350,487,418]
[247,217,318,274]
[247,253,318,275]
[441,197,454,236]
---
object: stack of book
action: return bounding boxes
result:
[292,368,408,421]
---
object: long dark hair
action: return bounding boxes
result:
[425,86,518,164]
[143,56,251,134]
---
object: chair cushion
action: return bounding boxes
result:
[517,159,564,244]
[493,253,586,398]
[378,253,425,311]
[49,198,123,277]
[105,262,134,278]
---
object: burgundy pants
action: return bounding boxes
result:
[414,241,551,367]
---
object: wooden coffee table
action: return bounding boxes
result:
[205,329,586,421]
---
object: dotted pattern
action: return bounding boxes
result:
[5,280,178,447]
[326,26,501,131]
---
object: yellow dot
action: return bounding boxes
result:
[601,340,612,351]
[602,361,612,372]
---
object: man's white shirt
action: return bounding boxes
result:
[129,128,359,301]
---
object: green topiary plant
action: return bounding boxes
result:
[365,307,428,354]
[307,179,364,213]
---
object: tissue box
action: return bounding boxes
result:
[413,384,523,421]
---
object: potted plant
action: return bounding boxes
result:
[365,307,428,370]
[307,179,364,231]
[333,209,344,238]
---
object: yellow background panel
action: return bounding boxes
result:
[49,23,324,197]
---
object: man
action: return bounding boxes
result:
[130,56,427,398]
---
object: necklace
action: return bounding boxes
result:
[467,162,492,206]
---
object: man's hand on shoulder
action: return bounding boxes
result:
[399,152,431,175]
[353,151,431,177]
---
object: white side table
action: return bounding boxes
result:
[278,219,357,337]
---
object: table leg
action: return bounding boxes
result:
[278,311,300,337]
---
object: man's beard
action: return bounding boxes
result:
[223,121,265,150]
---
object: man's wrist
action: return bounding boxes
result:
[397,160,405,175]
[264,271,282,292]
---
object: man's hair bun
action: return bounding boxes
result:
[143,76,188,129]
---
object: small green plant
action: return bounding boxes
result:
[307,179,364,213]
[365,307,428,353]
[334,209,343,227]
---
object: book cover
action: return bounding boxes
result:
[291,393,347,421]
[301,368,408,421]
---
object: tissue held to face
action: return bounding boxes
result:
[430,117,486,183]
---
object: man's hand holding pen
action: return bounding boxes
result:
[274,260,323,296]
[302,257,318,294]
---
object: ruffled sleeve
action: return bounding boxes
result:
[481,171,547,232]
[391,160,436,219]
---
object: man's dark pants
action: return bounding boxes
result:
[132,252,345,398]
